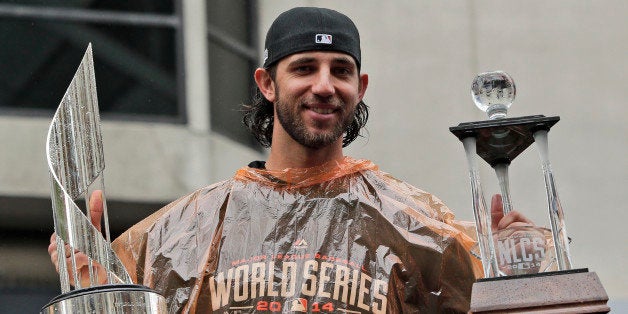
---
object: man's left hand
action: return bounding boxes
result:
[490,194,534,231]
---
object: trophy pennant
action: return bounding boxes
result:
[46,43,132,292]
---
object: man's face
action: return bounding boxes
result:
[271,51,365,149]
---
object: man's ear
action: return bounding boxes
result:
[358,73,369,101]
[254,68,276,102]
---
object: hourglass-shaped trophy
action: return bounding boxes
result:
[450,71,610,313]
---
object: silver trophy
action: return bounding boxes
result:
[450,71,609,313]
[42,44,166,313]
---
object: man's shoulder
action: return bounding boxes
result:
[161,178,235,215]
[116,178,236,236]
[360,165,458,219]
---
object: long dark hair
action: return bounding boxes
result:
[241,67,369,148]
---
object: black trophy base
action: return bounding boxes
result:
[469,268,610,313]
[41,284,166,314]
[449,115,560,167]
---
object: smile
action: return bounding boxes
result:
[309,107,336,114]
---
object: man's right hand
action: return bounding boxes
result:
[47,190,107,287]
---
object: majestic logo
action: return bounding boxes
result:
[294,239,308,249]
[315,34,333,44]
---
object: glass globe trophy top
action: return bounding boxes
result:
[450,71,572,279]
[472,71,516,120]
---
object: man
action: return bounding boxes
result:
[50,7,531,313]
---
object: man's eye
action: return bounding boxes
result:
[334,68,352,76]
[295,66,312,73]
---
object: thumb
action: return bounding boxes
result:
[89,190,104,232]
[491,194,504,231]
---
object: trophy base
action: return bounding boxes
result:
[469,268,610,313]
[41,284,166,314]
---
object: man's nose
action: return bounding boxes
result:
[311,70,335,97]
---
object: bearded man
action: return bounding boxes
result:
[50,7,532,313]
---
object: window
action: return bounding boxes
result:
[0,1,180,121]
[0,0,259,146]
[207,0,259,147]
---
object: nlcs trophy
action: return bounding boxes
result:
[41,45,166,313]
[450,71,610,313]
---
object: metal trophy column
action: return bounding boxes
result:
[450,71,610,313]
[42,44,166,313]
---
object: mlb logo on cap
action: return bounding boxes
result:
[315,34,332,44]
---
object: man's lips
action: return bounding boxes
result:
[304,103,339,115]
[309,107,335,114]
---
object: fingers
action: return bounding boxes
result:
[48,232,106,286]
[48,233,87,275]
[72,250,90,269]
[50,189,105,273]
[49,248,59,272]
[89,190,104,232]
[491,194,504,230]
[490,194,535,230]
[48,233,59,271]
[48,190,108,287]
[61,249,91,284]
[68,252,107,286]
[497,210,534,230]
[48,233,57,255]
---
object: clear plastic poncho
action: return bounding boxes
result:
[112,157,481,313]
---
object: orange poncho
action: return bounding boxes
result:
[112,157,480,313]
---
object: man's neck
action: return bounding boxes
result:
[265,138,344,171]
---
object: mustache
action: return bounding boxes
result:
[302,95,344,108]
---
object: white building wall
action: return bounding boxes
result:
[0,115,262,201]
[258,0,627,306]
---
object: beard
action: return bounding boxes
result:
[275,88,355,149]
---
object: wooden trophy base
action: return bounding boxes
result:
[469,268,610,313]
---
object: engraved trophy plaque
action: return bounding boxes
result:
[42,44,166,313]
[450,71,610,313]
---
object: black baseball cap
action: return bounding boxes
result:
[263,7,361,69]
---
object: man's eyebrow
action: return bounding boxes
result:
[287,57,316,67]
[332,56,355,66]
[287,56,356,68]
